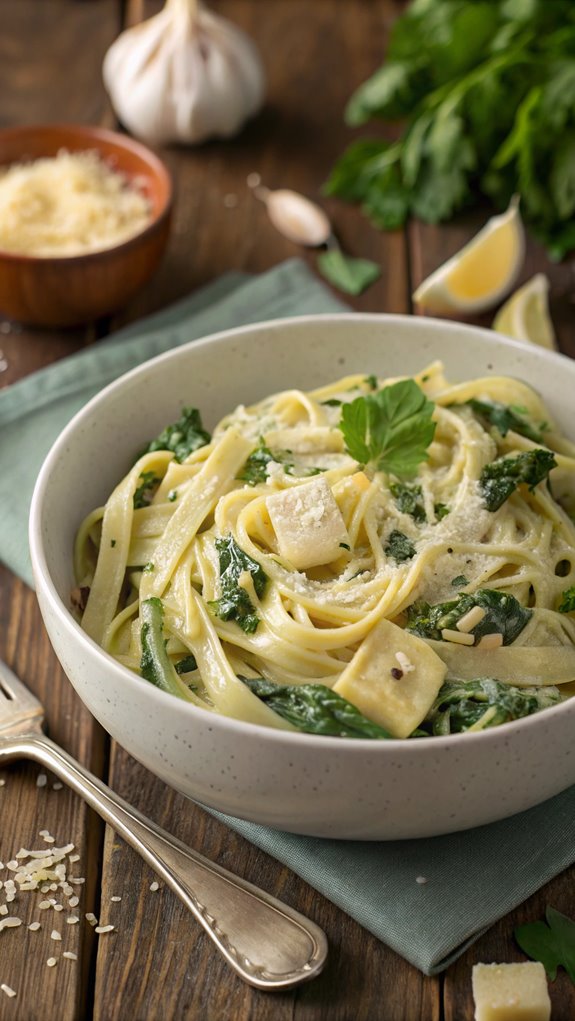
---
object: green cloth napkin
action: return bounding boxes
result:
[1,257,573,976]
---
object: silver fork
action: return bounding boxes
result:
[0,658,328,990]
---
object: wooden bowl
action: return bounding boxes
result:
[0,124,173,328]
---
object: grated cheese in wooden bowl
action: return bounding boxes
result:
[0,149,152,257]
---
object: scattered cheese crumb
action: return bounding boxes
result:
[85,913,98,927]
[50,930,62,941]
[36,774,47,788]
[110,896,122,903]
[0,906,7,916]
[0,984,16,998]
[415,876,429,885]
[0,779,6,787]
[68,896,79,908]
[52,783,63,791]
[149,882,159,892]
[46,958,57,968]
[63,952,77,961]
[0,918,22,931]
[28,922,41,931]
[66,916,79,925]
[95,924,115,934]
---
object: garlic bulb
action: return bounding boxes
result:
[102,0,265,146]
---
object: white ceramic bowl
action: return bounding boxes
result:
[29,314,575,840]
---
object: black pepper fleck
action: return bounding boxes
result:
[391,667,403,680]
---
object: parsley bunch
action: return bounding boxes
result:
[325,0,575,259]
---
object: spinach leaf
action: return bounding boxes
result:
[558,586,575,613]
[339,378,436,478]
[466,398,546,443]
[416,678,563,736]
[174,653,198,674]
[385,530,416,563]
[451,575,469,588]
[242,678,391,739]
[406,589,532,645]
[515,906,575,983]
[140,598,194,701]
[238,441,323,486]
[390,481,426,522]
[480,449,557,511]
[141,407,211,463]
[434,502,450,520]
[237,443,281,485]
[133,471,161,509]
[210,536,268,634]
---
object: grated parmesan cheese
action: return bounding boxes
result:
[0,150,152,257]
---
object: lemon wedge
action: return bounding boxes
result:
[412,198,524,314]
[492,273,557,350]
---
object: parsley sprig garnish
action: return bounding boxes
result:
[338,379,435,478]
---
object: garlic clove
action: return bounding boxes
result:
[102,1,265,147]
[256,188,333,247]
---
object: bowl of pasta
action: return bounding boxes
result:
[29,314,575,839]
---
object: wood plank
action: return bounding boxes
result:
[0,3,119,1019]
[93,746,439,1021]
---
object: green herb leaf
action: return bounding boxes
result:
[142,407,211,464]
[209,536,268,634]
[385,530,416,563]
[466,398,545,443]
[451,575,469,588]
[238,441,323,486]
[174,653,198,674]
[558,586,575,613]
[480,449,557,511]
[390,481,427,522]
[237,443,280,486]
[515,906,575,982]
[317,249,380,296]
[339,378,436,478]
[140,598,195,701]
[133,471,161,510]
[416,679,563,737]
[434,502,450,520]
[242,678,392,739]
[407,589,532,645]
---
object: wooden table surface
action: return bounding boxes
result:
[1,2,574,1019]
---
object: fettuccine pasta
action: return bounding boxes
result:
[73,363,575,739]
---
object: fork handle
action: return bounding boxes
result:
[0,733,327,990]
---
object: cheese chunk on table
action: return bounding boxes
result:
[472,962,551,1021]
[266,475,349,570]
[333,618,446,737]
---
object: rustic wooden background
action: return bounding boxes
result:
[0,2,574,1019]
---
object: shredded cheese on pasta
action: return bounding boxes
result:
[74,363,575,737]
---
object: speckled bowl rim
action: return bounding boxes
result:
[29,312,575,753]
